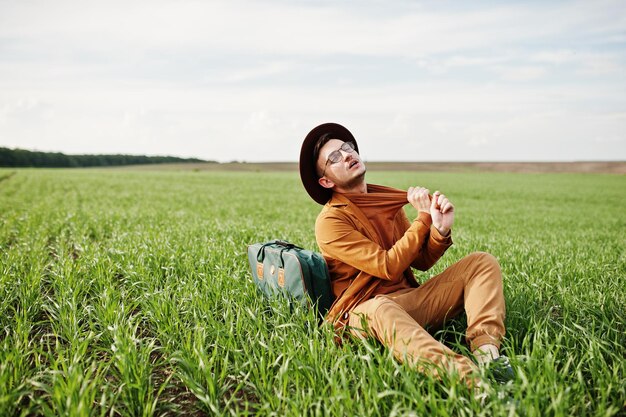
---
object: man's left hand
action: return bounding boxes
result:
[430,191,454,236]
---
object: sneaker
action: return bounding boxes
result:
[486,355,515,384]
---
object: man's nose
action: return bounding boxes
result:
[342,150,354,161]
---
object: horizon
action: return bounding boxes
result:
[3,145,626,165]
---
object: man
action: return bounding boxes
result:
[299,122,513,385]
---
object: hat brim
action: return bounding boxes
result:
[299,122,359,205]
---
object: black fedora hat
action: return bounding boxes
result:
[299,122,360,205]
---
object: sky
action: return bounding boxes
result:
[1,0,625,162]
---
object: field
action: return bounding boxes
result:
[0,168,624,416]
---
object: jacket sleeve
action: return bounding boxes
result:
[397,210,453,271]
[316,209,433,280]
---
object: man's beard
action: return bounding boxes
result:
[340,165,367,189]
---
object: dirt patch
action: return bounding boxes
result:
[366,161,626,174]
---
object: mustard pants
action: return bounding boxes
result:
[348,252,506,381]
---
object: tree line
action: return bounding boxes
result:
[0,147,211,167]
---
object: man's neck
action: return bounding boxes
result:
[335,180,367,194]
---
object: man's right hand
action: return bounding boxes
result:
[407,186,431,214]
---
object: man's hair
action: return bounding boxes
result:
[313,133,335,177]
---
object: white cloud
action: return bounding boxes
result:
[532,50,578,65]
[577,55,623,76]
[468,137,488,147]
[593,135,623,144]
[223,62,296,83]
[497,66,548,82]
[0,1,608,60]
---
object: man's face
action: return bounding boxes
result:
[316,139,366,189]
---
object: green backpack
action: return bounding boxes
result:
[247,240,335,318]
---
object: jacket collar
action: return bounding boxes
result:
[325,190,382,246]
[328,192,349,207]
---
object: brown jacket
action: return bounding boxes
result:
[315,184,453,327]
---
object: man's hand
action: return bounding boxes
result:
[430,191,454,236]
[407,186,430,214]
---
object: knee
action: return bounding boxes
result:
[466,252,502,281]
[469,251,500,269]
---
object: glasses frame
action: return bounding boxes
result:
[320,141,356,177]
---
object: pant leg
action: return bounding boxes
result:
[386,251,506,351]
[348,295,478,382]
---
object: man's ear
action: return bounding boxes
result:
[318,176,334,189]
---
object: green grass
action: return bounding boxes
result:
[0,168,624,416]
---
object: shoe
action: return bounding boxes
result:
[486,355,515,384]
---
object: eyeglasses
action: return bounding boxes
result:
[321,141,355,177]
